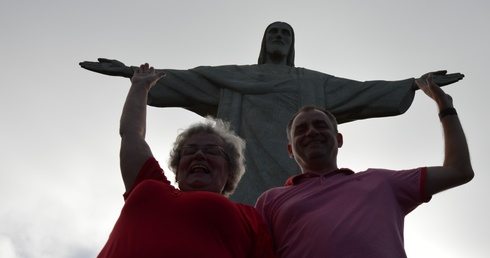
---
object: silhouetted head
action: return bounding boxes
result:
[258,21,295,67]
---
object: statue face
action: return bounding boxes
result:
[265,23,293,57]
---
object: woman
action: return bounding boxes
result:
[97,63,273,258]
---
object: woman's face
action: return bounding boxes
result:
[176,133,230,195]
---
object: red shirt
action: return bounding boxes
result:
[98,158,273,258]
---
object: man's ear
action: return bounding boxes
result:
[337,133,343,148]
[287,144,294,158]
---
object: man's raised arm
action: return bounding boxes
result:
[416,74,474,196]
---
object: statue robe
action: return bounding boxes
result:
[148,64,415,205]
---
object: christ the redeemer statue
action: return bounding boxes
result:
[80,22,464,205]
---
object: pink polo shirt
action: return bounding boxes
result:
[255,167,431,258]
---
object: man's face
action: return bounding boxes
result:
[288,110,342,170]
[265,23,292,57]
[176,133,230,194]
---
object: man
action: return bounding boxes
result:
[80,22,464,205]
[255,74,474,257]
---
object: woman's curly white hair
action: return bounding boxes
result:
[168,117,246,197]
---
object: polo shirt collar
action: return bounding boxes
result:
[285,168,354,186]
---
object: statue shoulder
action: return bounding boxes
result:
[290,66,335,81]
[192,64,251,72]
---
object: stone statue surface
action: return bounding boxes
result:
[80,22,464,205]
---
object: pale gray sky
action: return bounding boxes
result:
[1,0,488,257]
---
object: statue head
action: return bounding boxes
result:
[258,21,295,67]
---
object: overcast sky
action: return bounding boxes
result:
[1,0,488,257]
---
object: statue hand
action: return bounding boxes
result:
[415,73,454,109]
[418,70,464,87]
[79,58,134,78]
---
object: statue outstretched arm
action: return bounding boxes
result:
[79,58,135,78]
[413,70,464,90]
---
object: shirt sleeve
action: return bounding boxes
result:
[388,167,432,214]
[146,67,221,117]
[324,76,416,124]
[123,157,171,200]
